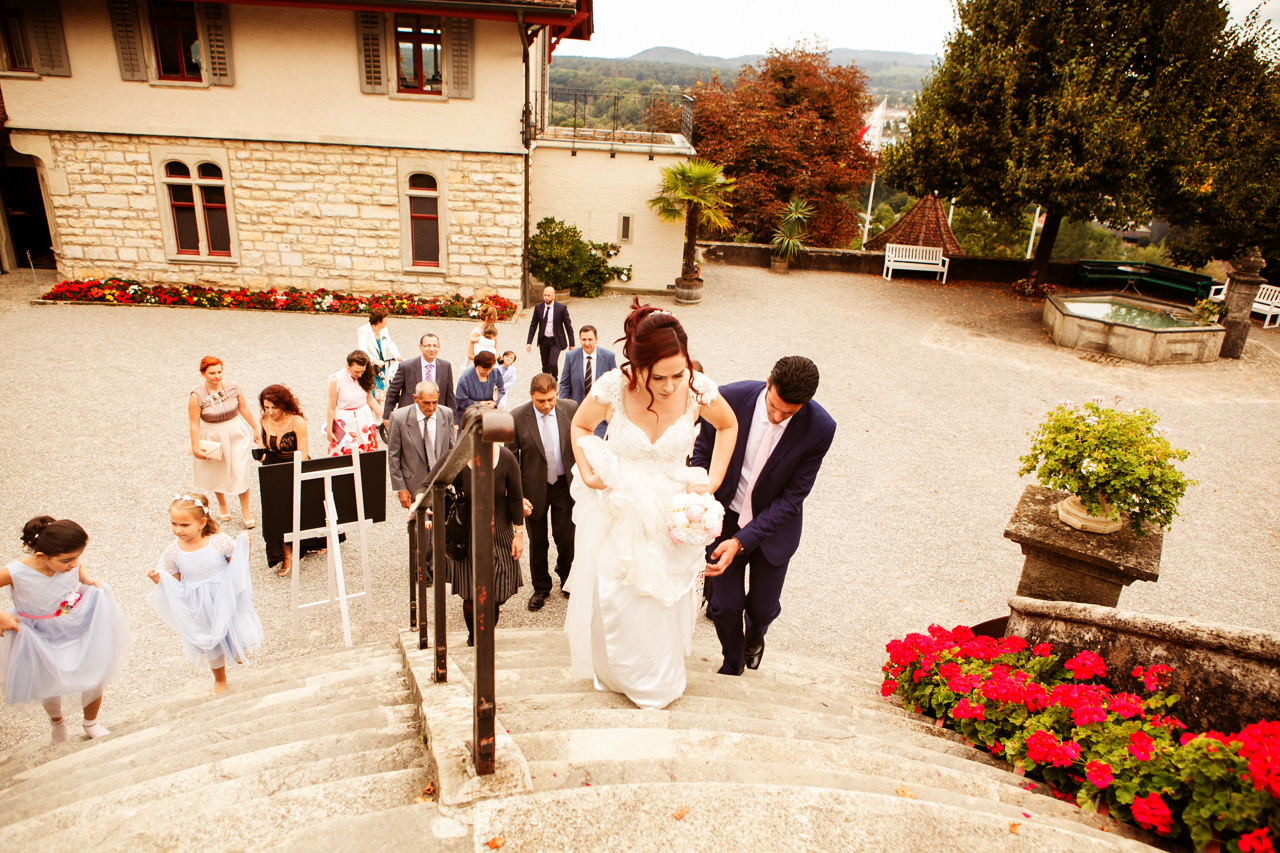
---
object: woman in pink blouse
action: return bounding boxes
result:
[188,356,259,526]
[325,351,380,456]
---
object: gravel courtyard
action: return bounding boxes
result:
[1,264,1278,749]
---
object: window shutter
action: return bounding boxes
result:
[197,3,233,86]
[446,17,473,99]
[355,11,385,94]
[21,0,71,77]
[106,0,146,81]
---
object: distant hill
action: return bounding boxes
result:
[626,46,937,71]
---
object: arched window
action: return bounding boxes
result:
[407,172,439,266]
[162,158,232,257]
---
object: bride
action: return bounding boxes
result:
[565,301,737,710]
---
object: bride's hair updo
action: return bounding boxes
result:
[21,516,89,556]
[617,298,703,415]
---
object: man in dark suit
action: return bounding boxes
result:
[387,381,456,509]
[559,325,617,438]
[383,333,455,425]
[525,285,574,379]
[691,356,837,676]
[508,373,578,611]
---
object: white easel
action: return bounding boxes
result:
[287,445,374,646]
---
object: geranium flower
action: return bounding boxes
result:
[1085,761,1113,788]
[1108,693,1145,719]
[1128,730,1156,761]
[1064,650,1107,680]
[880,680,896,697]
[951,698,986,720]
[1130,792,1174,835]
[1238,828,1275,853]
[1133,664,1173,691]
[1032,643,1052,658]
[1025,730,1081,767]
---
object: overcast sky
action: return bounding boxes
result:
[561,0,1280,60]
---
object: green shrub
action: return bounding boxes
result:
[528,217,631,298]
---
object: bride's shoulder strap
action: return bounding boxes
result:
[591,367,624,408]
[690,371,719,409]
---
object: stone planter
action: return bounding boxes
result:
[770,256,789,274]
[554,287,570,304]
[673,276,703,305]
[1056,494,1123,534]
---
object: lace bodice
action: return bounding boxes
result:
[590,369,717,466]
[158,534,236,586]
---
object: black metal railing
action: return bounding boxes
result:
[407,408,515,776]
[532,88,694,147]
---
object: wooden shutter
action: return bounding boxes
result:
[106,0,146,81]
[22,0,70,77]
[197,3,233,86]
[356,11,385,94]
[446,17,473,99]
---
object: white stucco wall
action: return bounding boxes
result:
[0,0,526,152]
[529,141,690,290]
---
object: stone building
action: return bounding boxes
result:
[0,0,692,301]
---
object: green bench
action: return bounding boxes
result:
[1076,260,1218,303]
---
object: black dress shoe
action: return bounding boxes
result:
[744,636,765,671]
[527,592,548,611]
[717,662,744,676]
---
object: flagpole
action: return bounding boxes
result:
[1026,205,1042,259]
[860,97,888,248]
[861,171,878,248]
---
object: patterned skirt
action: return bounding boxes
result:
[327,406,378,456]
[444,525,522,606]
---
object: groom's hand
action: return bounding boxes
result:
[705,536,741,576]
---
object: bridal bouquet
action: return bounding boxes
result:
[666,492,725,547]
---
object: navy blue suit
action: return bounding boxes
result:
[526,300,574,378]
[691,381,837,671]
[559,346,617,438]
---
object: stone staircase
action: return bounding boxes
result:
[0,629,1170,851]
[0,641,448,852]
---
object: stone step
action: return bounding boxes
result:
[25,766,431,852]
[272,801,472,853]
[1,699,416,816]
[472,782,1158,852]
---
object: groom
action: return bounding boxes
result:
[691,356,837,676]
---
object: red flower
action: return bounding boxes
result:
[1233,721,1280,798]
[1064,650,1107,680]
[1108,693,1145,720]
[1032,643,1052,657]
[1129,792,1174,835]
[880,680,896,697]
[1128,731,1156,761]
[1239,828,1275,853]
[1071,704,1108,726]
[952,698,986,720]
[1133,664,1173,691]
[1025,730,1081,767]
[1085,761,1113,788]
[948,674,982,694]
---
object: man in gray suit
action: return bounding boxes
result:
[383,333,455,426]
[509,373,577,611]
[388,381,456,509]
[559,326,616,438]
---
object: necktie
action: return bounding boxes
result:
[584,355,593,397]
[424,360,435,385]
[424,415,435,466]
[539,412,558,485]
[738,421,776,526]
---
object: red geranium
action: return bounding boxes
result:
[1130,792,1174,835]
[1085,760,1113,788]
[1108,693,1145,720]
[951,698,986,720]
[1129,731,1156,761]
[1064,650,1107,680]
[1239,828,1275,853]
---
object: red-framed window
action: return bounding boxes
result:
[0,0,33,72]
[395,14,442,95]
[150,0,202,82]
[407,172,440,266]
[164,160,232,257]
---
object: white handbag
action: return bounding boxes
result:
[199,439,224,461]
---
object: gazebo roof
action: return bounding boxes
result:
[864,195,964,255]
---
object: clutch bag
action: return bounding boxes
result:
[199,439,224,461]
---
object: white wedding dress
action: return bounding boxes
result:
[564,368,716,710]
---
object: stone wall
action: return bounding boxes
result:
[41,131,523,298]
[1006,595,1280,733]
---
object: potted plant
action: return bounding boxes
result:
[1192,297,1229,326]
[527,217,631,300]
[1018,398,1195,536]
[770,198,813,273]
[647,159,735,305]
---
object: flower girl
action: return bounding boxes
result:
[148,494,262,694]
[0,516,134,743]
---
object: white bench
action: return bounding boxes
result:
[1211,283,1280,328]
[883,243,949,283]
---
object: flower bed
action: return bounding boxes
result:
[41,278,519,320]
[882,625,1279,851]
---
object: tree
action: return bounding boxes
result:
[528,218,631,298]
[882,0,1248,283]
[692,42,877,248]
[647,159,735,282]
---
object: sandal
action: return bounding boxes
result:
[219,513,231,522]
[277,564,291,577]
[244,519,257,529]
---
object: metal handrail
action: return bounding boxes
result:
[407,408,515,776]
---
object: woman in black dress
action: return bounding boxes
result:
[258,384,323,576]
[433,404,525,646]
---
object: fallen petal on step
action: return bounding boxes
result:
[894,786,916,800]
[486,837,505,849]
[672,807,690,820]
[1009,822,1020,834]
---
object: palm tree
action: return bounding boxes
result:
[648,159,735,283]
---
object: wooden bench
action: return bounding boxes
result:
[1253,284,1280,328]
[883,243,949,283]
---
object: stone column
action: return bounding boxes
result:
[1004,486,1163,608]
[1219,246,1267,360]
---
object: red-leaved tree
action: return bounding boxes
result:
[692,43,877,248]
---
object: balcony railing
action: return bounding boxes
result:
[407,408,515,776]
[533,88,694,148]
